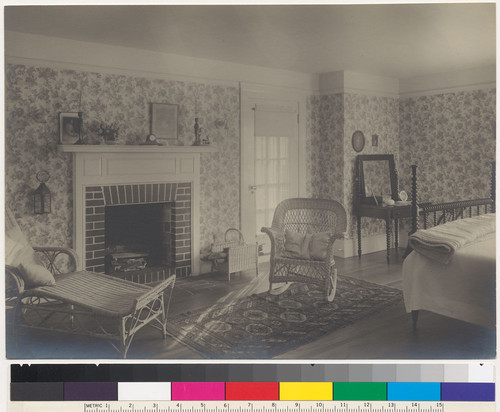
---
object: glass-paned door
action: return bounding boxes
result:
[241,98,299,254]
[255,135,291,233]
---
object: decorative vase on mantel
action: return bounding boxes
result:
[98,122,120,145]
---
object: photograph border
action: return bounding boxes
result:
[59,112,82,145]
[151,103,178,141]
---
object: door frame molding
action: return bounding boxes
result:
[240,82,308,242]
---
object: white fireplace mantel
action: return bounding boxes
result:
[59,144,217,275]
[57,144,218,154]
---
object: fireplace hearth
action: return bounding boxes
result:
[85,182,192,281]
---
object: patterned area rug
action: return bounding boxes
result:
[168,276,403,358]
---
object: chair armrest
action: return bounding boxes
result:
[33,246,80,275]
[261,227,283,240]
[261,226,285,258]
[6,265,25,298]
[261,227,284,245]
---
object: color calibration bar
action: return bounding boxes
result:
[10,363,495,384]
[10,381,495,402]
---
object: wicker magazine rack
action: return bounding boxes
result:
[207,228,259,281]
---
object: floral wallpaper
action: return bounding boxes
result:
[306,94,344,201]
[306,92,400,240]
[343,93,400,239]
[5,63,240,254]
[399,89,496,204]
[5,62,495,262]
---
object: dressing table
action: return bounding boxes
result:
[355,154,413,263]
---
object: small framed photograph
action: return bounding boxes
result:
[151,103,178,141]
[59,112,82,144]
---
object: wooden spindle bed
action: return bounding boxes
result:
[403,162,495,329]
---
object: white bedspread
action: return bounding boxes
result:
[407,213,495,264]
[403,232,496,328]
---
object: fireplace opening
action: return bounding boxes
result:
[104,202,172,275]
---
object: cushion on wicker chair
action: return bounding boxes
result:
[19,262,56,288]
[309,232,333,260]
[283,229,333,261]
[284,229,312,259]
[5,208,42,268]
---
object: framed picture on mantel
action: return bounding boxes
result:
[150,103,178,141]
[59,112,82,144]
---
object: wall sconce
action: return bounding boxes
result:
[34,170,51,214]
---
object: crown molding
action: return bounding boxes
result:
[6,31,494,98]
[399,66,496,97]
[5,30,316,92]
[317,71,400,98]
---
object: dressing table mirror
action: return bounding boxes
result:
[356,154,398,204]
[355,154,408,263]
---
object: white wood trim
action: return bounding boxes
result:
[72,151,202,275]
[399,82,496,98]
[399,65,496,97]
[317,70,400,98]
[6,31,316,92]
[335,232,409,258]
[240,82,308,196]
[58,144,217,154]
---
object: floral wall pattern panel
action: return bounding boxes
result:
[306,94,344,201]
[344,93,400,239]
[5,63,240,253]
[399,89,496,204]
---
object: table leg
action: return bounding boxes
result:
[385,218,391,263]
[357,215,362,258]
[394,218,399,251]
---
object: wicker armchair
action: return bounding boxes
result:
[261,198,347,302]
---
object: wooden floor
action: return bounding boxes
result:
[7,248,496,359]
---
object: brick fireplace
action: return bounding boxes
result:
[85,182,192,279]
[59,144,217,278]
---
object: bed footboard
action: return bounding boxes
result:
[405,162,495,329]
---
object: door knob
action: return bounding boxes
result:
[249,185,257,193]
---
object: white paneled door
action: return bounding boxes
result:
[241,98,300,253]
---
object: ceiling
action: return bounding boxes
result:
[4,3,496,79]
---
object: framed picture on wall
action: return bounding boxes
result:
[150,103,178,141]
[59,112,82,144]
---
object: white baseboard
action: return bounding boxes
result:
[334,231,409,258]
[198,232,408,273]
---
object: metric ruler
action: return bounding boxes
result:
[6,400,496,412]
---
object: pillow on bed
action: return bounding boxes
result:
[283,230,333,260]
[18,262,56,288]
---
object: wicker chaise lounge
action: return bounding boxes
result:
[6,209,176,358]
